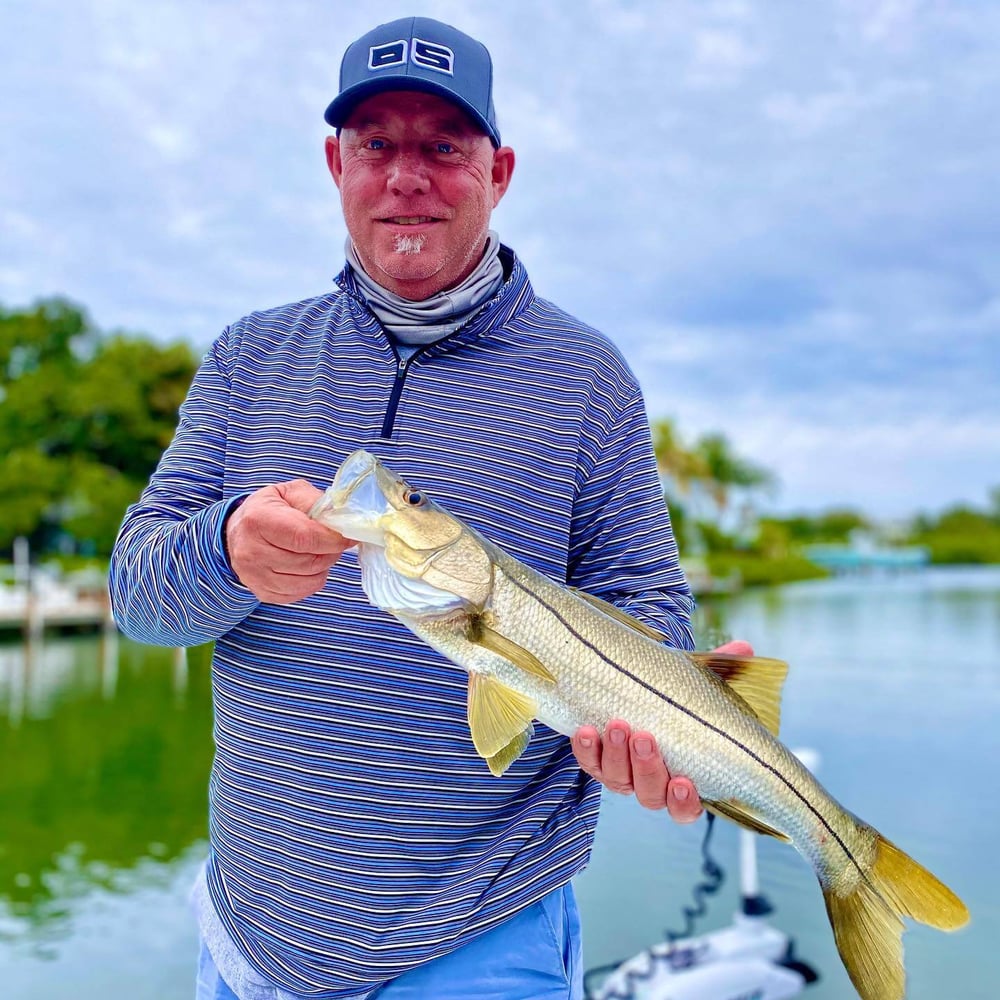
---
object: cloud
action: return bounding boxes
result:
[2,0,997,517]
[685,27,764,88]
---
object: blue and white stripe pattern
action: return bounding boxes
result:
[110,246,694,998]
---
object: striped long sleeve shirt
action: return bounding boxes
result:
[109,246,694,998]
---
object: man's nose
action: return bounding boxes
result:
[387,152,431,196]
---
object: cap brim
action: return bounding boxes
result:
[324,78,500,147]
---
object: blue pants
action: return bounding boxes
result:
[196,883,583,1000]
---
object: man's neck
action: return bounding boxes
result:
[346,232,505,347]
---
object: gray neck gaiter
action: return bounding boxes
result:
[346,231,504,349]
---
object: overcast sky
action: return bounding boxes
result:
[2,0,998,518]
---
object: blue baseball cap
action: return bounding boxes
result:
[324,17,501,147]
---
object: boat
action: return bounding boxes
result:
[584,750,821,1000]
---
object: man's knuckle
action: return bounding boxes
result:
[632,758,661,778]
[638,795,667,811]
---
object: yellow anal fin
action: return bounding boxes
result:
[703,798,791,841]
[485,725,534,776]
[571,588,669,642]
[467,672,538,761]
[470,619,556,685]
[822,831,968,1000]
[689,651,788,736]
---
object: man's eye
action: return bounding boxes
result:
[436,142,455,154]
[365,138,386,151]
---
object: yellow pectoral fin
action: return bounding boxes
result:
[571,588,669,643]
[467,673,538,760]
[703,798,791,841]
[471,620,557,686]
[689,652,789,736]
[485,725,535,776]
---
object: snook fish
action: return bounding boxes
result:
[310,449,968,1000]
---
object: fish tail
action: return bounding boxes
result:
[822,830,969,1000]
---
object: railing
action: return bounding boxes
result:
[0,571,115,639]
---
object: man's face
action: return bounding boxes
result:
[326,91,515,301]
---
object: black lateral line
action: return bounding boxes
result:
[503,571,869,884]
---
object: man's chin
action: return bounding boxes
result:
[371,249,443,280]
[376,264,452,300]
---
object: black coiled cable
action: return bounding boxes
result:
[582,812,724,999]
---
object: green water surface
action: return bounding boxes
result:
[1,568,998,998]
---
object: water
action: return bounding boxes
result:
[1,568,997,999]
[577,567,1000,999]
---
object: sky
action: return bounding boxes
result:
[2,0,998,519]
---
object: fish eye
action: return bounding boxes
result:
[404,490,426,506]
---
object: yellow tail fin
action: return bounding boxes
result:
[823,833,969,1000]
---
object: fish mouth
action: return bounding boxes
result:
[309,450,392,545]
[310,450,469,616]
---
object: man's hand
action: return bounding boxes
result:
[571,639,755,824]
[225,480,352,604]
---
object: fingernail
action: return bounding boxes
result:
[579,737,593,749]
[609,728,626,746]
[634,738,653,758]
[673,784,689,801]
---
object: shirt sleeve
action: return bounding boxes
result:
[108,328,260,646]
[567,369,695,651]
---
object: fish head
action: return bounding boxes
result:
[311,450,493,615]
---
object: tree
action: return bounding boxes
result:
[0,299,198,557]
[650,417,707,496]
[692,432,776,515]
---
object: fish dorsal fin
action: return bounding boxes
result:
[689,652,788,736]
[467,673,538,762]
[470,618,557,685]
[485,724,535,776]
[571,589,668,643]
[704,798,791,841]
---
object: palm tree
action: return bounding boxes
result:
[693,432,776,516]
[650,418,706,497]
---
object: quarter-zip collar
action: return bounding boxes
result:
[345,231,505,347]
[333,244,533,361]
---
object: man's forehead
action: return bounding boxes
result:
[343,90,486,137]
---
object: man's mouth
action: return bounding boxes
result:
[383,216,438,225]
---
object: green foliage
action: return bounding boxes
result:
[652,418,776,518]
[0,448,66,541]
[0,298,198,557]
[692,519,737,555]
[664,495,690,554]
[909,503,1000,564]
[651,417,706,496]
[707,551,828,587]
[692,432,776,511]
[761,509,870,546]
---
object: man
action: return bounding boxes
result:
[111,16,726,1000]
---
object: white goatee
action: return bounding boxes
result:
[393,233,428,255]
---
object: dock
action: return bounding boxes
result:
[0,574,115,638]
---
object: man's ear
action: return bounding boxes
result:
[325,135,343,189]
[491,146,515,207]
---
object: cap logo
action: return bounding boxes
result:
[368,37,455,76]
[369,39,408,69]
[412,38,454,75]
